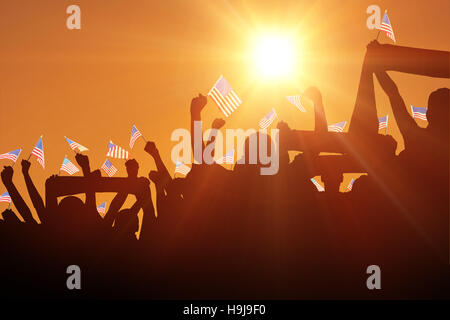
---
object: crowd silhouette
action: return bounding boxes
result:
[0,40,449,299]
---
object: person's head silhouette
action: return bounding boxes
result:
[125,159,139,178]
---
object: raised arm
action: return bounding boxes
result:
[1,166,35,223]
[103,192,127,227]
[374,71,419,145]
[347,41,378,136]
[145,141,172,189]
[303,87,328,134]
[190,94,208,163]
[21,160,45,220]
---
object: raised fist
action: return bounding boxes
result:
[1,166,14,185]
[190,94,208,114]
[144,141,158,157]
[21,159,31,175]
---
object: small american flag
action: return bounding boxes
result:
[129,125,142,149]
[411,105,427,121]
[378,115,388,130]
[259,109,277,129]
[101,159,118,177]
[328,121,347,132]
[286,95,306,112]
[0,191,11,203]
[31,136,45,169]
[310,178,325,192]
[106,141,129,159]
[97,202,107,215]
[346,178,355,191]
[60,157,79,175]
[0,148,22,163]
[216,149,235,165]
[64,136,88,152]
[175,161,191,176]
[378,10,396,43]
[208,75,242,117]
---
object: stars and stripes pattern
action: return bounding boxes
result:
[328,121,347,132]
[310,178,325,192]
[347,178,355,191]
[378,10,396,43]
[97,202,107,215]
[411,105,427,121]
[0,191,11,203]
[129,125,143,149]
[31,136,45,169]
[64,136,88,152]
[216,149,235,165]
[286,95,306,112]
[101,159,118,177]
[174,161,191,176]
[378,115,388,130]
[208,75,242,117]
[259,109,277,129]
[106,141,129,159]
[0,148,22,163]
[59,157,79,175]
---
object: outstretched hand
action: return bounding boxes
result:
[190,94,208,115]
[144,141,159,158]
[21,159,31,175]
[1,166,14,186]
[211,118,226,130]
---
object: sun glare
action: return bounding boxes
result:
[253,35,296,78]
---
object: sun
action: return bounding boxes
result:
[253,34,296,78]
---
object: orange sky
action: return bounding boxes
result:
[0,0,449,220]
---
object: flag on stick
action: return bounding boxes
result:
[106,141,129,159]
[59,157,80,175]
[101,159,118,177]
[378,115,388,130]
[411,105,427,121]
[174,161,191,176]
[286,95,306,112]
[31,136,45,169]
[0,148,22,163]
[130,125,144,149]
[347,178,355,191]
[328,121,347,132]
[377,10,396,43]
[208,75,242,117]
[97,202,107,215]
[64,136,88,153]
[0,191,11,203]
[311,178,325,192]
[259,109,277,129]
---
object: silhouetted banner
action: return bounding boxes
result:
[372,44,449,78]
[46,176,149,197]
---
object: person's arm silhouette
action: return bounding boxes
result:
[190,94,208,164]
[1,166,35,223]
[145,141,171,189]
[21,159,45,220]
[375,71,419,146]
[103,192,127,227]
[347,41,378,136]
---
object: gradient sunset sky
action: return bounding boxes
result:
[1,0,448,220]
